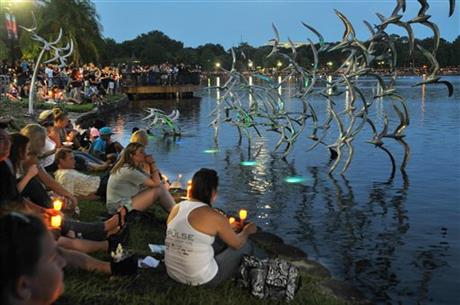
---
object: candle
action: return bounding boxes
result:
[53,199,63,211]
[51,215,62,228]
[239,209,248,221]
[229,217,236,224]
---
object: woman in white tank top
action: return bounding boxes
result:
[165,168,257,287]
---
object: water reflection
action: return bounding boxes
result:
[103,77,460,304]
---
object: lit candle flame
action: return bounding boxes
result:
[239,209,247,221]
[229,217,236,224]
[53,199,63,211]
[51,215,62,228]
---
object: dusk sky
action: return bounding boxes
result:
[95,0,459,48]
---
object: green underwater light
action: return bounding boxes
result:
[284,176,307,184]
[203,148,219,154]
[240,160,257,166]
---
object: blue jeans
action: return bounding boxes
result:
[205,240,253,287]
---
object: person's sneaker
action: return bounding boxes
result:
[111,254,138,276]
[108,224,130,254]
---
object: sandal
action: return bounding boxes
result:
[117,206,128,228]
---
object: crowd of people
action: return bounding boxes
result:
[0,106,256,305]
[0,61,123,105]
[122,63,202,86]
[0,61,203,106]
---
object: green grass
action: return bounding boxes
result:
[56,199,347,305]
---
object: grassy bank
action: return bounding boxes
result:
[0,93,126,130]
[56,199,348,305]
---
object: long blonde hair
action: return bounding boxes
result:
[20,124,46,156]
[110,142,145,174]
[130,130,148,146]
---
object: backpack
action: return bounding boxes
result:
[239,256,300,301]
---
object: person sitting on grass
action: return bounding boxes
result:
[165,168,257,287]
[90,127,123,163]
[106,142,175,215]
[2,133,127,242]
[20,124,78,209]
[130,129,162,176]
[48,108,80,149]
[54,148,109,201]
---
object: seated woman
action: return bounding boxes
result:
[130,129,158,176]
[47,108,79,149]
[106,142,175,215]
[20,124,78,209]
[6,133,126,241]
[165,168,257,287]
[0,212,66,305]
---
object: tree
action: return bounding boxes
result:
[17,0,104,65]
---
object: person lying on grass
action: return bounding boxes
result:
[106,142,176,215]
[54,148,109,201]
[165,168,257,287]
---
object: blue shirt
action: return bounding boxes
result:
[91,137,106,154]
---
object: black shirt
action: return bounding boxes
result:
[0,160,20,206]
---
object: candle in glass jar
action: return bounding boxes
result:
[228,217,236,224]
[239,209,248,221]
[53,199,63,211]
[51,215,62,228]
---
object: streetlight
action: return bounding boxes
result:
[326,61,333,68]
[277,61,282,68]
[248,61,253,69]
[215,62,221,68]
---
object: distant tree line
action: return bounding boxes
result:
[100,32,459,71]
[1,0,459,70]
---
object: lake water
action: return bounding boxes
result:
[104,75,460,305]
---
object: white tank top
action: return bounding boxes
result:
[165,200,218,285]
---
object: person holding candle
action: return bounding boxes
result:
[19,125,78,209]
[47,108,80,149]
[165,168,257,287]
[3,133,127,242]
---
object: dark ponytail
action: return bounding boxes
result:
[190,168,219,205]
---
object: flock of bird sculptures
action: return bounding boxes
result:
[17,1,455,176]
[200,0,455,177]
